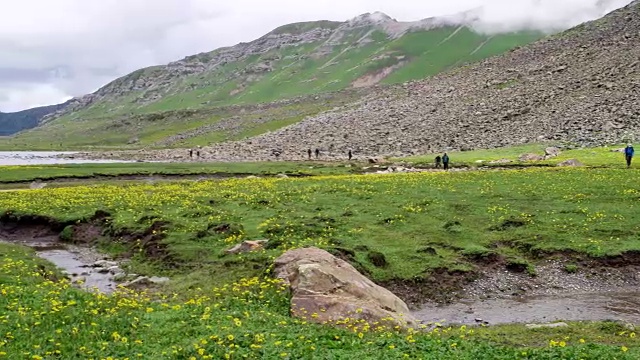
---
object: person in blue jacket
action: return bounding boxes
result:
[625,144,635,168]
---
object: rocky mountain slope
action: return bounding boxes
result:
[175,0,638,161]
[4,11,541,148]
[0,103,68,136]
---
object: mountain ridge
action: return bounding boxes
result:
[37,10,541,124]
[84,0,639,162]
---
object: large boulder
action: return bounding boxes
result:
[274,247,419,329]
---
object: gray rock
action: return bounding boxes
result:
[93,260,118,268]
[226,240,269,255]
[149,276,170,284]
[544,147,561,157]
[519,153,545,162]
[558,159,585,167]
[108,266,124,275]
[113,273,128,282]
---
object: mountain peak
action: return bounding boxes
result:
[348,12,395,26]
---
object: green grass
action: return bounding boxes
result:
[0,162,357,183]
[2,167,640,358]
[401,144,633,168]
[2,168,639,285]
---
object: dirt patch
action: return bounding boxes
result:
[1,211,177,269]
[107,221,177,266]
[382,268,479,308]
[351,63,406,88]
[380,251,640,309]
[0,213,67,242]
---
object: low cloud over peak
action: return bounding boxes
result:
[0,0,633,112]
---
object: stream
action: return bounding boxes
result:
[414,292,640,326]
[37,247,118,293]
[3,237,640,325]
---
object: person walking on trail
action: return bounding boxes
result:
[435,155,442,169]
[442,153,450,170]
[348,150,353,161]
[315,148,320,159]
[625,144,635,168]
[307,149,312,160]
[189,149,193,159]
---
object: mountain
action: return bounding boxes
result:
[4,11,542,149]
[0,103,68,136]
[172,0,637,161]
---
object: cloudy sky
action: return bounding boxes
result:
[0,0,633,112]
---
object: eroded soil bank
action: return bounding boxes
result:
[3,213,640,326]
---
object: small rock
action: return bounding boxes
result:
[519,153,544,162]
[276,174,289,179]
[113,273,128,282]
[558,159,584,167]
[526,322,569,329]
[121,276,151,288]
[226,240,269,255]
[149,276,170,284]
[93,260,117,268]
[109,266,124,275]
[544,147,561,157]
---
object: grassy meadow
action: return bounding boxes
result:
[1,163,640,358]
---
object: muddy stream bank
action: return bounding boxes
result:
[2,218,639,327]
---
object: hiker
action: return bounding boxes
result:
[307,149,312,160]
[625,144,635,168]
[348,150,353,161]
[196,150,201,158]
[189,149,193,158]
[442,153,450,170]
[435,155,442,168]
[315,148,320,159]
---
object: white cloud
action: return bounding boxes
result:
[0,83,72,112]
[0,0,633,112]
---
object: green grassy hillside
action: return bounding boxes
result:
[2,21,542,150]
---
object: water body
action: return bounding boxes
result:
[414,292,640,326]
[0,238,118,293]
[0,151,132,165]
[37,247,117,294]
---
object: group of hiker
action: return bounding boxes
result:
[434,153,450,170]
[188,148,201,159]
[307,148,354,161]
[187,143,635,168]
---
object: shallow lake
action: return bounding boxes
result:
[0,151,132,166]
